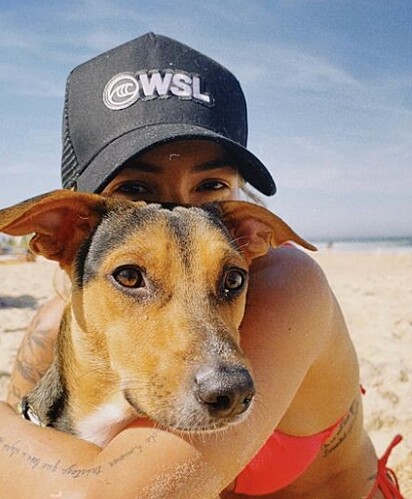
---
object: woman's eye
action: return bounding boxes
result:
[116,182,150,195]
[113,267,145,288]
[198,180,229,192]
[222,268,247,296]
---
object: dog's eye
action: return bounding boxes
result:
[113,267,144,288]
[223,268,246,296]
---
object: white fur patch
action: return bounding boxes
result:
[76,401,135,446]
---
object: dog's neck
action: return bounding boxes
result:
[23,301,138,445]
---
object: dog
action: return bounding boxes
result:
[0,190,315,446]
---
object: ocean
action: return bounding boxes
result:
[1,234,411,254]
[311,236,412,252]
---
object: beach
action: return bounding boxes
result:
[313,249,412,495]
[0,250,411,494]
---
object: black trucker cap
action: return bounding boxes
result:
[61,32,276,195]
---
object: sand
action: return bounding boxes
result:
[0,251,411,494]
[312,250,412,495]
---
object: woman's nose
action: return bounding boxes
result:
[161,187,191,205]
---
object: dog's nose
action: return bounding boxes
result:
[195,365,255,418]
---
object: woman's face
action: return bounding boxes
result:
[102,140,241,205]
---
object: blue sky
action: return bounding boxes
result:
[0,0,411,239]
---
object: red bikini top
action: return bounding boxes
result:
[234,418,342,495]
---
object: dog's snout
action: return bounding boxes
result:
[195,365,255,418]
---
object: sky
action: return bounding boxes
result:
[0,0,411,239]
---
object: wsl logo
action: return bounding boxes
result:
[103,73,139,110]
[103,70,212,110]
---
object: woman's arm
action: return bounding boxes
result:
[0,375,284,499]
[0,401,224,498]
[6,296,66,409]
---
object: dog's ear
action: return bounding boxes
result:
[216,200,317,263]
[0,190,114,270]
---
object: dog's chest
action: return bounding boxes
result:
[76,399,136,446]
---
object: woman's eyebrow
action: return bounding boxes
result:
[125,159,235,174]
[191,160,236,173]
[126,161,162,173]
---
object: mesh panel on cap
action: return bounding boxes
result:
[61,83,79,189]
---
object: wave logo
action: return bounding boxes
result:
[103,73,139,110]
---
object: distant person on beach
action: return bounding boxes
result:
[0,33,404,497]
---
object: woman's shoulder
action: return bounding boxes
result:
[248,245,334,317]
[244,247,360,433]
[243,245,355,379]
[252,243,325,276]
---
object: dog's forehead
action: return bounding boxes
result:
[76,203,235,285]
[103,202,230,244]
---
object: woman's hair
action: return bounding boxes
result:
[239,183,266,206]
[53,266,71,301]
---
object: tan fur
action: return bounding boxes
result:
[0,191,315,444]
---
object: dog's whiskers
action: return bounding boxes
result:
[230,235,250,251]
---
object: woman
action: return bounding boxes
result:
[0,33,403,498]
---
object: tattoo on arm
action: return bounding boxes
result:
[0,430,159,478]
[15,321,55,384]
[7,317,57,409]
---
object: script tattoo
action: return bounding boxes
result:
[0,431,158,478]
[322,397,359,457]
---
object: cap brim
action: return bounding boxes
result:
[76,124,276,196]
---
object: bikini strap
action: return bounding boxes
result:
[367,435,404,498]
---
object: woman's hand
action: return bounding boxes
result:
[6,295,66,409]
